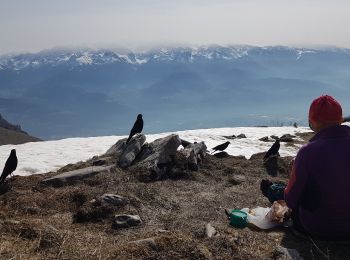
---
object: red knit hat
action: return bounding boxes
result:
[309,95,343,125]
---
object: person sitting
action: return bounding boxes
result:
[263,95,350,239]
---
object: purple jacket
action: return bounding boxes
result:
[285,125,350,239]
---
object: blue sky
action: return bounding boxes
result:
[0,0,349,54]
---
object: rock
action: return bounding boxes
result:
[118,134,147,168]
[129,238,157,249]
[236,134,246,138]
[41,165,113,187]
[205,223,217,238]
[273,246,303,260]
[135,134,182,180]
[98,194,129,207]
[270,135,279,140]
[259,136,270,142]
[223,135,236,140]
[213,151,229,158]
[113,214,142,228]
[279,134,295,143]
[230,175,246,185]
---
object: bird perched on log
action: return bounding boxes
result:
[264,139,280,160]
[0,149,18,184]
[126,114,143,144]
[211,141,230,153]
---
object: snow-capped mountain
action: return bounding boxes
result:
[1,45,350,139]
[1,45,349,71]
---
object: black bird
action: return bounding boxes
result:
[0,149,18,184]
[126,114,144,143]
[211,141,230,153]
[264,139,280,160]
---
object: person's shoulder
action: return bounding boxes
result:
[295,141,315,159]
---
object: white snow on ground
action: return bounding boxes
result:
[0,126,311,177]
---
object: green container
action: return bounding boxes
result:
[230,210,248,228]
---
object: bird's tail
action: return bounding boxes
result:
[0,176,4,185]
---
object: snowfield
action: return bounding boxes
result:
[0,126,311,177]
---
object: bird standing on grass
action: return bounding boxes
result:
[126,114,144,144]
[0,149,18,184]
[211,141,230,153]
[264,139,280,160]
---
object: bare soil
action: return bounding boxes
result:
[1,131,349,259]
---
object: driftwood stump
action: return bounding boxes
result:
[179,141,207,171]
[104,134,146,168]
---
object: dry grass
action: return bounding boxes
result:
[1,132,350,259]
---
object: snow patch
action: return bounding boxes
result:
[0,126,311,177]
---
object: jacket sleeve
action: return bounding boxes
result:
[284,146,310,210]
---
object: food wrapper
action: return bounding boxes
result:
[240,200,291,230]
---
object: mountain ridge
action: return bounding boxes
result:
[1,45,350,139]
[1,45,350,71]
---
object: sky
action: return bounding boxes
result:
[0,0,349,54]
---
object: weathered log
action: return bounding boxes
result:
[179,141,207,171]
[134,134,182,180]
[118,134,146,168]
[104,134,146,168]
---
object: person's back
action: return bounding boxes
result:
[284,95,350,239]
[296,125,350,238]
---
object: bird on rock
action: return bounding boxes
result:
[126,114,144,144]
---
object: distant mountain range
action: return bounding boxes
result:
[1,45,350,139]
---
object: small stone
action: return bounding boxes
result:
[259,136,270,142]
[99,194,129,207]
[279,134,295,143]
[205,223,217,238]
[230,175,246,185]
[129,238,157,249]
[113,214,142,228]
[236,134,246,139]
